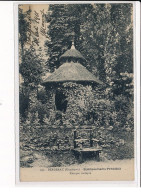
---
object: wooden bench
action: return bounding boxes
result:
[72,129,102,162]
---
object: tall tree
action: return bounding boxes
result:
[19,46,44,119]
[45,4,93,72]
[19,6,31,57]
[111,3,133,73]
[20,47,44,88]
[79,3,133,81]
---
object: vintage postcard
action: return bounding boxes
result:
[16,2,135,182]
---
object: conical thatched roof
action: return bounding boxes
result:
[60,48,86,61]
[42,42,102,86]
[60,42,86,61]
[42,62,102,85]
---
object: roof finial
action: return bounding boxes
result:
[71,41,75,50]
[71,31,75,49]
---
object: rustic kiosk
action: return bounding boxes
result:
[42,42,103,161]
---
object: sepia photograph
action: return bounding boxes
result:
[17,2,135,182]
